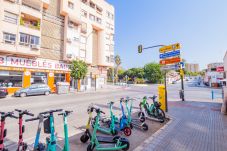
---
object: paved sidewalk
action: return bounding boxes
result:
[135,101,227,151]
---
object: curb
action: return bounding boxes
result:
[133,114,175,151]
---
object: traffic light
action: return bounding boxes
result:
[138,45,143,53]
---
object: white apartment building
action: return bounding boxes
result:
[0,0,115,94]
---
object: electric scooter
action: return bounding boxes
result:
[95,101,132,136]
[80,104,121,144]
[0,111,18,151]
[122,98,148,131]
[92,102,117,136]
[26,114,48,151]
[41,109,63,151]
[58,110,73,151]
[26,109,62,151]
[15,109,34,151]
[87,107,130,151]
[138,96,165,123]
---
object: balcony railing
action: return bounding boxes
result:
[20,17,40,30]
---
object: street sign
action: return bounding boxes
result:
[160,57,181,65]
[159,50,180,59]
[159,43,181,53]
[179,62,185,69]
[161,64,179,70]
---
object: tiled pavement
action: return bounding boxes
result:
[135,101,227,151]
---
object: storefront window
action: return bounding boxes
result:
[31,72,47,84]
[54,73,65,84]
[0,71,23,87]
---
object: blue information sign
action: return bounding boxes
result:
[160,50,181,59]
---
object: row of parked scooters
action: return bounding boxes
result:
[0,95,165,151]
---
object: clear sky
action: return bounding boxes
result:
[107,0,227,70]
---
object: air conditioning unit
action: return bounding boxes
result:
[4,39,15,44]
[67,38,72,43]
[66,53,72,58]
[31,45,40,50]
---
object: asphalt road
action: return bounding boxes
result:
[0,79,220,150]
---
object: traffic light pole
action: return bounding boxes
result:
[138,44,168,112]
[180,69,185,101]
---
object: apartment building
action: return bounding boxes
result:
[0,0,115,93]
[185,63,199,73]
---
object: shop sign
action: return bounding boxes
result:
[216,66,224,72]
[0,56,70,71]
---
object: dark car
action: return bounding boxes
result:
[14,84,51,97]
[0,88,8,98]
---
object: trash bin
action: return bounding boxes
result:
[56,82,70,94]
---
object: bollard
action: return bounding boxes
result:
[158,85,166,112]
[211,90,214,100]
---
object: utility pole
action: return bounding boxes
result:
[164,71,168,112]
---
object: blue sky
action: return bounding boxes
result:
[107,0,227,70]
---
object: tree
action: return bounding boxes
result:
[69,60,88,91]
[107,67,114,82]
[114,55,122,82]
[144,62,163,83]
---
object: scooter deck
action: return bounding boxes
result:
[96,136,116,143]
[98,143,116,148]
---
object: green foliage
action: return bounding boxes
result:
[134,78,145,84]
[144,62,163,83]
[122,68,144,81]
[69,60,88,80]
[107,67,114,81]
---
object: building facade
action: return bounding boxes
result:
[185,63,199,73]
[0,0,114,93]
[204,62,224,87]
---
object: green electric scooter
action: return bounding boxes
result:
[58,110,73,151]
[92,102,118,136]
[87,107,130,151]
[81,104,122,144]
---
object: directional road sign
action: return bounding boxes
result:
[160,57,181,65]
[161,64,180,71]
[159,50,180,59]
[159,43,181,53]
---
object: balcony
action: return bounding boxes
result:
[20,13,40,30]
[22,0,42,11]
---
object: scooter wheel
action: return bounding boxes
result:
[37,143,45,150]
[140,116,146,123]
[142,123,148,131]
[138,112,145,118]
[123,127,132,136]
[130,123,133,129]
[22,143,28,150]
[87,143,95,151]
[80,134,89,143]
[121,141,130,151]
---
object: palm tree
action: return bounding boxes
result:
[114,55,121,82]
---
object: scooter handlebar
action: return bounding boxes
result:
[25,115,49,122]
[15,109,34,117]
[58,110,73,116]
[40,109,63,115]
[0,111,18,119]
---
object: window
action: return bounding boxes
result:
[81,22,87,33]
[96,5,103,13]
[106,56,110,63]
[20,33,29,45]
[96,17,102,24]
[3,32,16,43]
[30,36,39,45]
[89,14,95,21]
[20,33,40,46]
[54,73,65,84]
[68,2,74,9]
[81,0,87,4]
[31,72,47,84]
[0,71,23,88]
[4,11,18,24]
[81,9,87,18]
[89,1,95,8]
[73,37,79,41]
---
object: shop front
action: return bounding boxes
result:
[0,56,70,94]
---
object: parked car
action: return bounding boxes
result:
[172,81,177,84]
[0,88,8,98]
[14,84,51,97]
